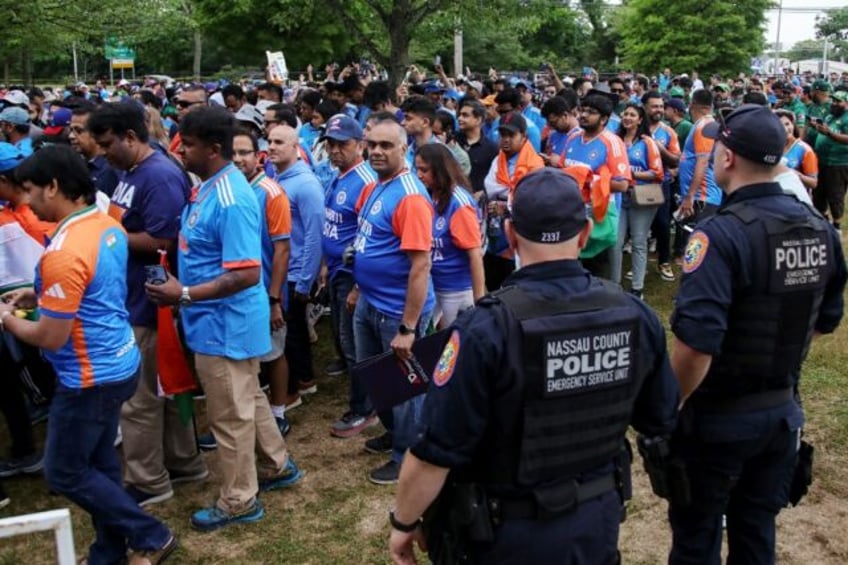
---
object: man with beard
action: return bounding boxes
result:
[811,90,848,229]
[561,94,631,277]
[645,92,681,282]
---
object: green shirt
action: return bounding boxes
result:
[672,118,693,146]
[783,97,807,129]
[815,113,848,166]
[804,101,830,146]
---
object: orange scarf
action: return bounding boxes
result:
[495,140,545,193]
[560,163,612,223]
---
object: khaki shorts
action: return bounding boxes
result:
[258,326,287,363]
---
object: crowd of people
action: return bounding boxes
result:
[0,59,846,563]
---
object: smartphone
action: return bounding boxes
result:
[434,55,441,67]
[144,265,168,285]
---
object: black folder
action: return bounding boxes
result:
[354,329,451,412]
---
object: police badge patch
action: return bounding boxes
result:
[433,330,460,387]
[683,231,709,273]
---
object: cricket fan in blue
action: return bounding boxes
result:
[388,168,679,565]
[666,105,847,564]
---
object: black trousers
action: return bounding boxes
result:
[284,282,315,393]
[0,336,55,458]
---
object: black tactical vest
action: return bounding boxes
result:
[475,281,643,491]
[701,197,833,396]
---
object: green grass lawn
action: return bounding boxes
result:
[1,250,847,564]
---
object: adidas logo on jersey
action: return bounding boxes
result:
[45,283,66,300]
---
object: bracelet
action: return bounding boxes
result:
[389,510,421,533]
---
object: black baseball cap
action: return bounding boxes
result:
[511,168,588,243]
[702,104,785,166]
[498,111,527,135]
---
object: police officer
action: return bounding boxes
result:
[388,168,680,565]
[668,105,847,564]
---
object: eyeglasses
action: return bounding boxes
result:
[233,149,255,157]
[176,100,203,109]
[579,107,601,116]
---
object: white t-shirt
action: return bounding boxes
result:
[774,170,812,206]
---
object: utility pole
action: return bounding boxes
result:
[453,16,463,78]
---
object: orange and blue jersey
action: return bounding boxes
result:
[546,127,581,162]
[323,160,376,281]
[33,206,140,388]
[651,122,681,183]
[431,187,482,293]
[353,169,436,318]
[562,129,631,183]
[249,171,292,295]
[177,164,270,360]
[678,116,722,205]
[784,140,818,178]
[626,137,664,185]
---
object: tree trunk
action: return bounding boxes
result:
[387,23,411,89]
[192,29,202,80]
[22,48,32,86]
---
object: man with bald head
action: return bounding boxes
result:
[266,125,324,408]
[351,121,436,485]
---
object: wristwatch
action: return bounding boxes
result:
[269,296,281,305]
[398,323,415,336]
[389,510,421,532]
[179,286,192,306]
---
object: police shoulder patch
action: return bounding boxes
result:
[433,330,460,387]
[683,230,710,274]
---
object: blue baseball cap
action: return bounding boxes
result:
[424,82,445,94]
[703,104,785,166]
[0,142,28,175]
[0,106,29,126]
[511,168,588,243]
[320,114,363,142]
[443,89,463,102]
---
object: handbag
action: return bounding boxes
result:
[633,183,665,207]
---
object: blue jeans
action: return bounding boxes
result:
[353,298,431,464]
[329,272,364,414]
[610,201,659,291]
[44,371,170,564]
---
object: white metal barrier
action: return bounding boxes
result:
[0,508,76,564]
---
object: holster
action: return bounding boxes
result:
[788,439,814,507]
[423,483,491,565]
[637,435,692,507]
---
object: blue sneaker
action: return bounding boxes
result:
[197,433,217,451]
[259,456,303,492]
[276,416,291,437]
[190,499,264,531]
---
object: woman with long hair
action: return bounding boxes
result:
[775,109,818,192]
[415,143,485,328]
[610,102,663,299]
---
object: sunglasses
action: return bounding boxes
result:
[610,88,624,94]
[176,100,203,109]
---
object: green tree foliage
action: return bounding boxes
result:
[816,6,848,61]
[617,0,774,77]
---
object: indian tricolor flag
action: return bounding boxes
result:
[156,250,197,425]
